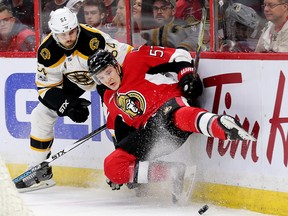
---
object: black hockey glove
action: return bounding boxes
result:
[178,67,203,99]
[57,98,91,123]
[106,178,123,190]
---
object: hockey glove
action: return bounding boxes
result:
[178,67,203,99]
[106,178,123,190]
[57,98,91,123]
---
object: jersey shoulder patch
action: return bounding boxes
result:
[76,25,106,57]
[37,35,64,67]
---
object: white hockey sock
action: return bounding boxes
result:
[134,161,150,183]
[197,112,217,137]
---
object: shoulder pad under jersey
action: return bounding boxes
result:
[75,24,106,57]
[37,34,65,67]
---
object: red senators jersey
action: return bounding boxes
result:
[103,45,193,132]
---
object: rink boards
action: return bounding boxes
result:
[1,57,288,216]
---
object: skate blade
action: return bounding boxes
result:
[17,179,56,193]
[221,118,257,142]
[175,165,197,206]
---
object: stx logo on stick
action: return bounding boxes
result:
[51,150,66,160]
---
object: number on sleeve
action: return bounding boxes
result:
[149,46,164,58]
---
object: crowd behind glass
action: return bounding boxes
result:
[0,0,288,53]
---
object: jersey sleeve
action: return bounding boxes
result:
[136,46,192,66]
[126,45,194,75]
[36,60,65,99]
[101,30,133,65]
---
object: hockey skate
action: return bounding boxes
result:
[177,165,197,205]
[171,163,197,205]
[15,166,56,193]
[218,115,256,141]
[170,162,186,204]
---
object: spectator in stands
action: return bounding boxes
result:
[255,0,288,52]
[0,4,35,51]
[131,0,148,46]
[140,0,198,51]
[152,0,177,27]
[103,0,117,24]
[152,0,188,26]
[117,0,153,47]
[4,0,34,27]
[109,0,152,45]
[83,0,107,30]
[133,0,142,31]
[112,0,127,43]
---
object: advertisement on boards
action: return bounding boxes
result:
[0,58,114,169]
[1,57,288,192]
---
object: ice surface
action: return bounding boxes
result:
[20,186,273,216]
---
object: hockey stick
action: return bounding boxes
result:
[13,124,107,185]
[193,0,208,74]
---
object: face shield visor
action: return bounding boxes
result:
[88,49,120,85]
[88,64,113,85]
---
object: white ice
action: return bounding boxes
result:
[20,186,273,216]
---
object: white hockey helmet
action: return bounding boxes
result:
[66,0,84,8]
[225,3,259,40]
[48,7,80,48]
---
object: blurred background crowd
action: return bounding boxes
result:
[1,0,288,53]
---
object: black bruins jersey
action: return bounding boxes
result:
[36,24,132,102]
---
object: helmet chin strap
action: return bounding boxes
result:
[116,64,123,79]
[54,26,81,50]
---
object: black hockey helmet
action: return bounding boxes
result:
[88,49,119,84]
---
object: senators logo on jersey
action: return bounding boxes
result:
[116,91,146,118]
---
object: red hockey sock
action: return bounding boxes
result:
[174,106,208,132]
[209,116,226,140]
[174,107,226,139]
[148,162,169,182]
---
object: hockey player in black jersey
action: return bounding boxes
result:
[15,7,132,192]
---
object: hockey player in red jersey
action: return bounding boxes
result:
[87,45,256,202]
